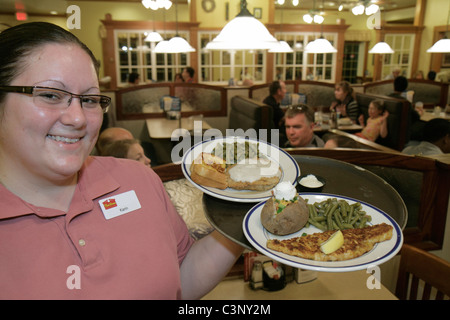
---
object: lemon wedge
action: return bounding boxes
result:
[320,230,344,254]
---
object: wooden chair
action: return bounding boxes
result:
[395,244,450,300]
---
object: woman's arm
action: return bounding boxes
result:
[179,230,244,300]
[379,111,389,138]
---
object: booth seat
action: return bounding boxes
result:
[296,81,336,110]
[228,95,274,141]
[249,80,336,111]
[356,92,411,151]
[363,79,449,109]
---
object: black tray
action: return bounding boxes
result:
[203,155,408,250]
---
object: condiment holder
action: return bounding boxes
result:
[297,174,326,193]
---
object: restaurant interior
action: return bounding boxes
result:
[1,0,449,300]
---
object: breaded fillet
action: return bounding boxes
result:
[266,223,393,261]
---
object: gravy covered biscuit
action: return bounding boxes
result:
[227,157,281,191]
[261,182,309,235]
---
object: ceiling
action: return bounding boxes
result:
[276,0,417,11]
[0,0,417,16]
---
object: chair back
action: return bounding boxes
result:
[395,244,450,300]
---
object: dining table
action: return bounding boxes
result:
[146,117,212,139]
[146,117,212,164]
[420,110,450,122]
[202,155,407,250]
[202,269,397,300]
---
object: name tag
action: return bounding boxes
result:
[99,190,141,220]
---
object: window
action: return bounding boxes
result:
[273,32,337,82]
[198,31,266,84]
[115,30,191,86]
[383,34,415,79]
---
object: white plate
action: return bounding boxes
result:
[243,193,403,272]
[181,137,300,203]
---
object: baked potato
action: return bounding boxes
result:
[261,196,309,236]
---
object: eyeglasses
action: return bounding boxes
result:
[0,86,111,113]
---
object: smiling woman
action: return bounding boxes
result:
[0,22,243,300]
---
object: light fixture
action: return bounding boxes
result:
[142,0,172,10]
[427,3,450,53]
[302,0,324,24]
[427,38,450,53]
[145,31,163,42]
[269,40,294,53]
[367,6,394,54]
[205,0,278,50]
[153,0,195,53]
[304,0,336,54]
[269,5,293,53]
[368,41,394,54]
[351,1,379,16]
[352,4,365,15]
[145,10,163,42]
[305,38,337,53]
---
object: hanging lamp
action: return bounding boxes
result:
[205,0,278,50]
[427,3,450,53]
[153,0,195,53]
[305,0,337,54]
[145,10,163,42]
[269,5,293,53]
[368,8,394,54]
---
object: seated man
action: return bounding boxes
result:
[95,127,134,155]
[388,76,423,141]
[402,118,450,156]
[263,80,286,129]
[284,104,324,148]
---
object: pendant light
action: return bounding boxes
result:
[427,3,450,53]
[205,0,279,50]
[154,0,195,53]
[269,4,293,53]
[305,0,337,54]
[145,10,163,42]
[368,9,394,54]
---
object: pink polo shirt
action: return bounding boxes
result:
[0,156,194,299]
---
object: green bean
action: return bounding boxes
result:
[333,210,345,230]
[308,218,327,231]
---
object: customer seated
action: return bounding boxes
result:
[284,104,324,148]
[263,80,287,129]
[402,118,450,156]
[329,81,360,123]
[356,99,389,142]
[102,139,152,167]
[388,76,423,141]
[95,127,134,155]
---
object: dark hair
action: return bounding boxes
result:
[128,72,140,83]
[0,22,99,103]
[336,81,354,96]
[427,70,437,81]
[423,118,450,143]
[269,80,283,96]
[185,67,195,78]
[285,104,314,123]
[393,76,408,92]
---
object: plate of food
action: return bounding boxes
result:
[181,136,300,203]
[243,186,403,272]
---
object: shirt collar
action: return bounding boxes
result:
[0,157,119,220]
